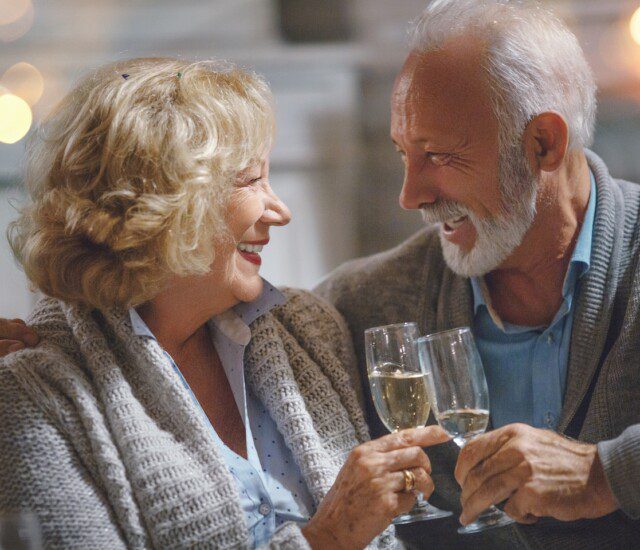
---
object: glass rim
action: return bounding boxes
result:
[364,322,418,335]
[416,326,471,343]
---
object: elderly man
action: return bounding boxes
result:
[316,0,640,548]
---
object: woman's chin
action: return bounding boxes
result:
[232,275,264,304]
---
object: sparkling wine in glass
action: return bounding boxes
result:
[365,322,453,525]
[417,327,515,534]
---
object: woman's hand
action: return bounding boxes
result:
[0,318,39,357]
[302,426,450,550]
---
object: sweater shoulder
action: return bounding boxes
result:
[313,228,444,324]
[317,229,440,295]
[268,288,355,371]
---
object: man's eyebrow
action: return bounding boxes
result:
[391,137,437,148]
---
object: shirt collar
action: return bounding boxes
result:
[128,278,285,346]
[470,170,596,322]
[567,169,596,278]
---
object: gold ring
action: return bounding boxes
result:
[402,469,416,493]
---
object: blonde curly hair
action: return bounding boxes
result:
[8,57,275,310]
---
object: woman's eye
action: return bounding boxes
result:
[427,153,452,166]
[239,176,262,186]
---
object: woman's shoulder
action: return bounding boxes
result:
[263,287,369,441]
[271,287,350,338]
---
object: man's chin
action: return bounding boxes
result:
[439,234,506,278]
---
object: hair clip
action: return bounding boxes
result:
[177,72,182,79]
[122,73,130,80]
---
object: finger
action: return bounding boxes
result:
[0,319,39,346]
[367,426,450,453]
[395,492,419,516]
[460,442,525,503]
[389,468,434,496]
[11,318,27,326]
[456,423,527,485]
[0,340,25,357]
[384,446,431,473]
[503,491,539,525]
[459,463,530,525]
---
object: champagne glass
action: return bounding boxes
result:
[365,322,453,524]
[417,327,515,534]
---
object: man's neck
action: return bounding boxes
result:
[484,151,591,327]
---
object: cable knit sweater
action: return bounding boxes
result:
[0,288,396,549]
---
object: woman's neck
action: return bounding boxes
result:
[135,273,238,355]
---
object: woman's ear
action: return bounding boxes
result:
[522,111,569,173]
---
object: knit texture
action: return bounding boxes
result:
[316,150,640,549]
[0,288,396,549]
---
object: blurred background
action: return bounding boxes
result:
[2,0,640,318]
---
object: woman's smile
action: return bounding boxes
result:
[237,239,269,266]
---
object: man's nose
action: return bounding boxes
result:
[398,164,439,210]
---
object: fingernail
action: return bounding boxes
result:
[459,514,468,525]
[8,343,23,352]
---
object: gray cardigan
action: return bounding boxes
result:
[0,289,395,549]
[316,150,640,549]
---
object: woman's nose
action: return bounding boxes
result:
[262,190,292,226]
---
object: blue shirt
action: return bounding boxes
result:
[470,173,596,430]
[129,280,314,547]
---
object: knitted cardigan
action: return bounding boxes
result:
[316,150,640,550]
[0,288,396,549]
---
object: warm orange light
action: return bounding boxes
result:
[0,93,32,144]
[2,62,44,106]
[631,7,640,46]
[0,0,30,26]
[0,1,33,43]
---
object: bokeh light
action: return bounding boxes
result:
[0,94,32,144]
[0,0,30,26]
[0,0,33,43]
[631,6,640,46]
[1,62,44,106]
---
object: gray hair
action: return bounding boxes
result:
[409,0,597,151]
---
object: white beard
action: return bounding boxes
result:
[423,144,538,278]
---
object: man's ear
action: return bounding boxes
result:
[522,111,569,173]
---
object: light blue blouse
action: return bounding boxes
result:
[470,172,596,430]
[129,280,314,547]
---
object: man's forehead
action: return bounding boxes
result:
[393,42,487,101]
[391,40,495,139]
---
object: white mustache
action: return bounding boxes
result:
[420,200,469,224]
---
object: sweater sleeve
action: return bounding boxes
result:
[0,367,128,549]
[597,424,640,519]
[260,522,312,549]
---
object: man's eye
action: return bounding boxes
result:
[427,153,452,166]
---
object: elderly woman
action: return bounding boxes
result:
[0,58,447,549]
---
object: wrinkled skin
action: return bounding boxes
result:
[455,423,618,525]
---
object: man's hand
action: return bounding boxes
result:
[455,423,618,525]
[0,318,39,357]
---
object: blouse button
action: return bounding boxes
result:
[258,503,272,516]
